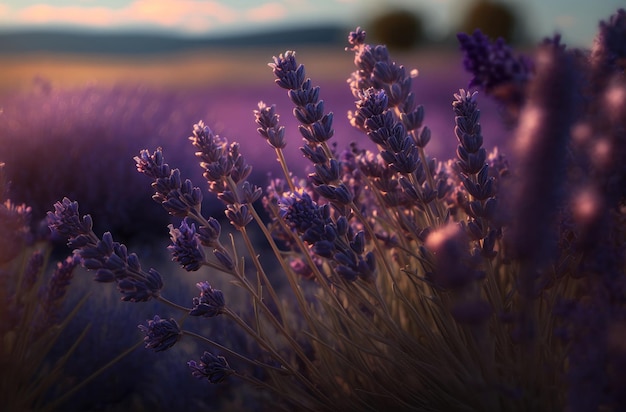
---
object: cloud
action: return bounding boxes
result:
[0,0,344,34]
[3,0,247,33]
[244,2,288,23]
[17,4,117,26]
[126,0,239,27]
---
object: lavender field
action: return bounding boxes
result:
[0,46,508,239]
[1,8,626,412]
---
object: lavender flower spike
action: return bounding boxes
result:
[188,351,234,384]
[457,29,533,94]
[457,29,533,116]
[269,51,305,90]
[254,101,286,149]
[189,281,225,318]
[590,8,626,78]
[47,197,93,239]
[40,254,80,323]
[48,198,164,302]
[279,190,329,237]
[453,89,487,176]
[168,218,206,272]
[138,315,182,352]
[135,148,203,217]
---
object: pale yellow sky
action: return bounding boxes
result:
[0,0,623,47]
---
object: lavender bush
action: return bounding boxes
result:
[0,83,224,244]
[47,9,626,412]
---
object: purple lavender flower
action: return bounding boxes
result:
[453,90,484,171]
[188,121,232,195]
[269,51,305,91]
[225,203,253,229]
[138,315,182,352]
[268,50,359,211]
[457,29,533,115]
[22,249,44,291]
[350,87,388,133]
[279,190,375,282]
[590,8,626,77]
[213,249,235,271]
[270,51,334,146]
[279,190,330,239]
[189,281,225,318]
[346,27,417,109]
[458,29,533,92]
[47,198,164,302]
[347,26,367,48]
[0,199,32,263]
[40,254,80,323]
[189,120,227,164]
[80,232,164,302]
[47,197,93,240]
[189,121,252,205]
[353,88,420,175]
[168,218,206,272]
[134,147,170,180]
[227,142,252,187]
[254,101,286,149]
[188,351,234,384]
[452,89,499,253]
[135,148,203,217]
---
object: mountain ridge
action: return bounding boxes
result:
[0,24,350,55]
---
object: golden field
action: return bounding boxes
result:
[0,46,460,93]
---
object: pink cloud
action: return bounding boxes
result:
[9,1,240,32]
[245,2,288,23]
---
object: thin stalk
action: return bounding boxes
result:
[275,147,297,192]
[157,295,192,312]
[222,308,332,404]
[239,225,287,327]
[182,330,286,372]
[247,206,319,331]
[186,208,230,255]
[348,201,397,316]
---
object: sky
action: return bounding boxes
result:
[0,0,624,47]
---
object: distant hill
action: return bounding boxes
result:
[0,24,350,55]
